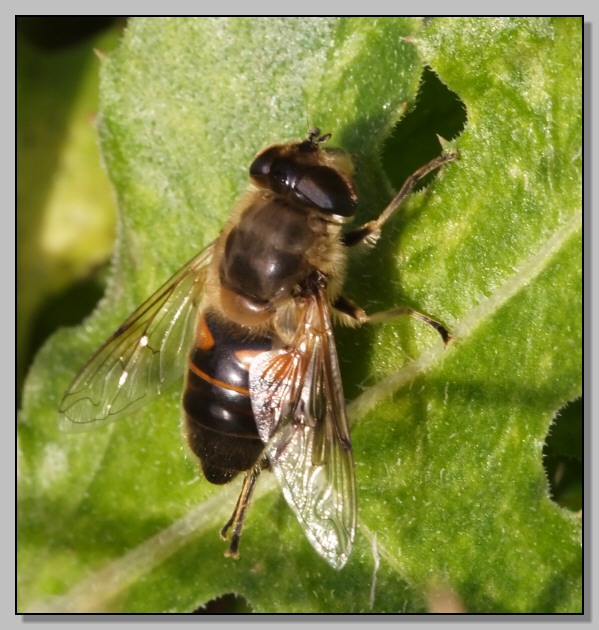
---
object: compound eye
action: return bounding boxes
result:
[294,166,357,217]
[250,147,298,195]
[268,158,299,194]
[249,147,279,179]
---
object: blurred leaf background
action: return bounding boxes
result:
[17,17,582,613]
[17,17,125,400]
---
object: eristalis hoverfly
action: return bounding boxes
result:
[59,128,456,569]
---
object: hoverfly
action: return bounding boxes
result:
[60,128,456,569]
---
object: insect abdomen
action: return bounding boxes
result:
[183,312,272,484]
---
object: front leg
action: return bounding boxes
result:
[343,149,457,248]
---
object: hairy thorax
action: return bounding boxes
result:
[205,190,346,337]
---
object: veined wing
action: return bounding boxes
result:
[249,288,356,569]
[59,243,215,430]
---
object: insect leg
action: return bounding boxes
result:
[333,296,451,345]
[220,462,263,558]
[342,150,458,247]
[332,294,368,324]
[367,307,451,345]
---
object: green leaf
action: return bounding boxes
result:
[16,25,122,396]
[18,17,581,613]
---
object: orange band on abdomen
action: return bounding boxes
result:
[188,361,250,397]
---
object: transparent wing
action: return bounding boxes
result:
[59,243,215,430]
[249,289,356,569]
